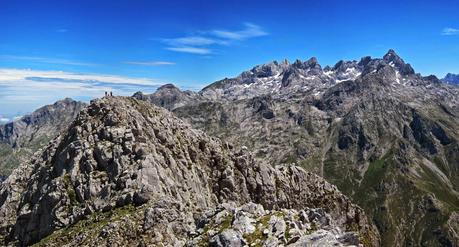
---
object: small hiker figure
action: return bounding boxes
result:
[110,91,113,97]
[105,91,108,97]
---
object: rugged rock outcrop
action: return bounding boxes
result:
[0,98,86,177]
[132,84,202,111]
[443,73,459,85]
[0,97,379,246]
[136,50,459,246]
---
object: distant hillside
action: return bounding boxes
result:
[0,98,86,177]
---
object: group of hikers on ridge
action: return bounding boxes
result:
[105,91,113,97]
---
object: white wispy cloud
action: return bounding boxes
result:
[0,55,97,66]
[211,23,268,40]
[0,68,171,120]
[442,27,459,35]
[163,36,228,46]
[0,117,10,123]
[124,61,176,66]
[165,46,212,55]
[0,68,164,87]
[162,23,268,55]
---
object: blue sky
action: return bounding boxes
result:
[0,0,458,121]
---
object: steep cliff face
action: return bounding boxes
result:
[0,98,87,177]
[136,50,459,246]
[0,97,379,246]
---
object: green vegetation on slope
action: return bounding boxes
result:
[33,204,137,247]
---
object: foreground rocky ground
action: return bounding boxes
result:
[0,97,379,246]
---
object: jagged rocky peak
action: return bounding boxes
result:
[423,74,442,84]
[358,56,372,66]
[156,83,181,91]
[382,49,415,75]
[443,73,459,84]
[133,83,180,98]
[132,83,200,111]
[247,60,288,77]
[200,50,424,100]
[290,57,322,72]
[0,98,87,178]
[0,96,380,246]
[0,98,86,147]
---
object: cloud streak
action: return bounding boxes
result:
[162,23,268,55]
[165,46,212,54]
[163,36,228,46]
[0,68,169,118]
[0,117,10,123]
[0,68,164,87]
[442,27,459,35]
[0,55,97,66]
[124,61,176,66]
[211,23,268,41]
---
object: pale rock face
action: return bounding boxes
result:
[0,97,379,246]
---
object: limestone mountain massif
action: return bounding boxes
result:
[0,98,86,179]
[135,50,459,246]
[0,97,379,246]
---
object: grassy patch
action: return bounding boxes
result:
[33,204,137,247]
[63,173,78,205]
[243,214,270,246]
[218,214,234,233]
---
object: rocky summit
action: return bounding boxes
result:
[0,98,86,179]
[443,73,459,85]
[0,96,379,246]
[135,50,459,246]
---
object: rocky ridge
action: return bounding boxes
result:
[0,97,379,246]
[443,73,459,85]
[0,98,86,177]
[135,50,459,246]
